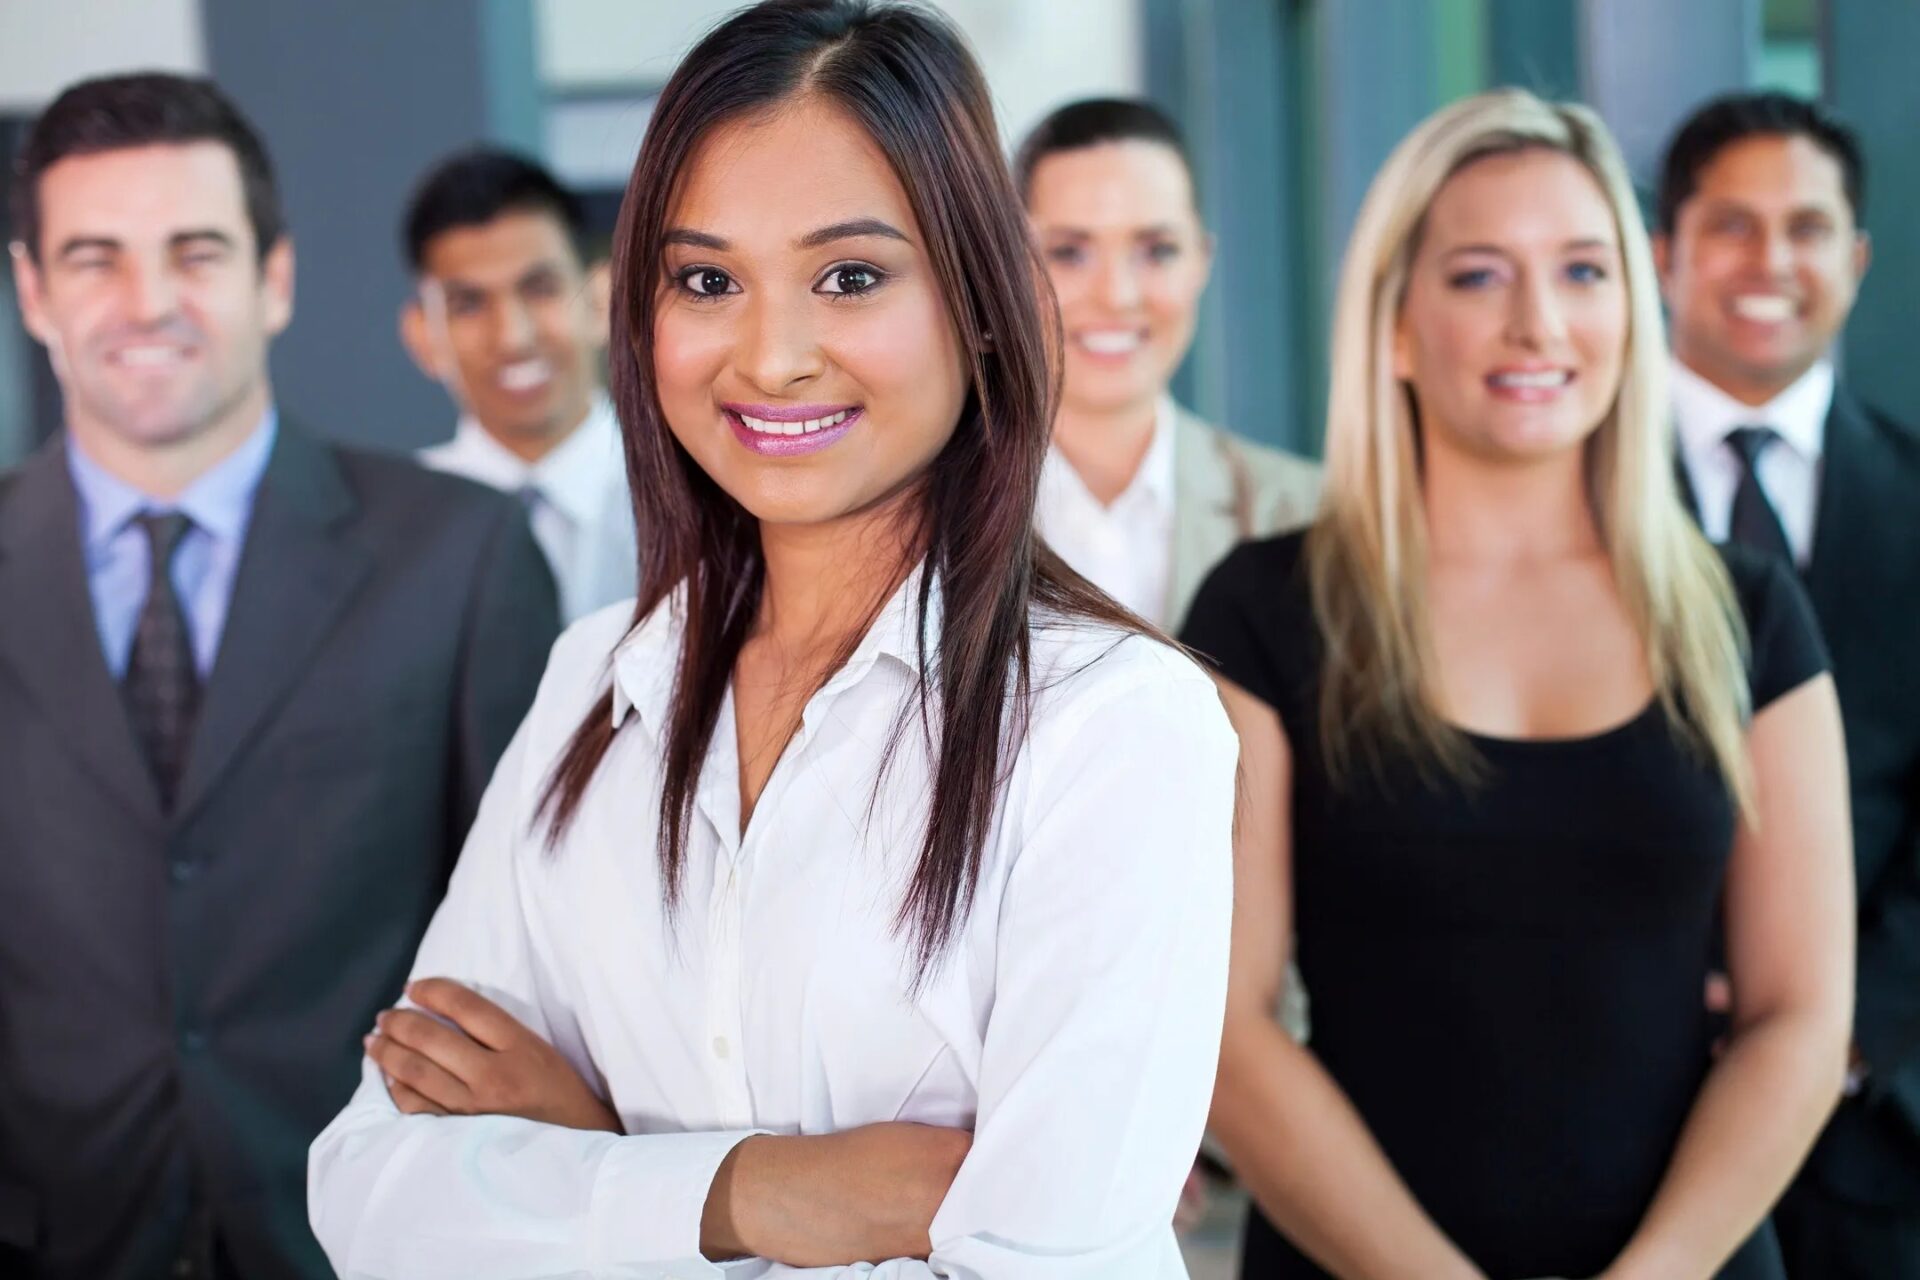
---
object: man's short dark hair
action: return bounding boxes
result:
[1655,90,1866,235]
[9,72,284,263]
[1013,97,1197,208]
[402,147,588,272]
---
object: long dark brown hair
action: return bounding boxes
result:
[539,0,1140,977]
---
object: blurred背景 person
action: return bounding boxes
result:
[1657,91,1920,1280]
[404,147,636,623]
[1016,98,1319,629]
[1184,89,1852,1280]
[0,74,557,1278]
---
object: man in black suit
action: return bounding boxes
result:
[1657,92,1920,1279]
[0,74,560,1277]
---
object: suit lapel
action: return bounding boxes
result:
[1167,410,1241,623]
[1803,390,1884,636]
[171,425,371,822]
[0,439,161,821]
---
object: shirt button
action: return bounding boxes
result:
[168,860,197,885]
[711,1035,730,1060]
[179,1028,209,1055]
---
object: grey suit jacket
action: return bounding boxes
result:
[0,424,560,1278]
[1166,406,1321,629]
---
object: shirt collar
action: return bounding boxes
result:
[609,560,936,731]
[446,394,621,525]
[1040,396,1178,513]
[65,407,278,555]
[1671,356,1834,463]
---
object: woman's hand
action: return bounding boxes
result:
[365,977,620,1134]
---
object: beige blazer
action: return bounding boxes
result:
[1167,404,1322,628]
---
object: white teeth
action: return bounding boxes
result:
[1490,369,1571,389]
[1731,294,1796,323]
[1077,330,1143,356]
[739,409,850,435]
[498,359,552,391]
[117,346,185,366]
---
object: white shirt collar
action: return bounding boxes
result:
[1040,396,1178,515]
[609,561,937,731]
[440,394,623,526]
[1671,356,1834,464]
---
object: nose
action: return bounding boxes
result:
[1506,270,1569,351]
[492,296,536,353]
[737,290,826,394]
[122,256,181,326]
[1095,252,1143,310]
[1757,225,1795,277]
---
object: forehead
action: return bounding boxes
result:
[421,208,581,284]
[669,96,918,246]
[34,141,253,253]
[1423,147,1616,248]
[1689,132,1850,210]
[1026,140,1196,226]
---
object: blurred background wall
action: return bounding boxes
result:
[1,0,1913,466]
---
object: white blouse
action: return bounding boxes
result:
[307,568,1238,1279]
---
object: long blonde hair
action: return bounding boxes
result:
[1308,88,1753,810]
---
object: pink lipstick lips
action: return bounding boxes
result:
[723,401,862,458]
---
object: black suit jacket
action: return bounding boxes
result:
[0,424,561,1277]
[1683,389,1920,1207]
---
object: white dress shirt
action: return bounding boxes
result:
[1037,398,1177,626]
[308,567,1237,1279]
[1672,357,1833,567]
[420,396,638,622]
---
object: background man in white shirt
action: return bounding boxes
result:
[1657,91,1920,1280]
[402,147,637,623]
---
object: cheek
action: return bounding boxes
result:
[828,293,963,408]
[652,309,731,405]
[1144,268,1204,335]
[1046,266,1095,319]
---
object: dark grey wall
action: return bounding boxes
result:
[1827,0,1920,428]
[203,0,541,452]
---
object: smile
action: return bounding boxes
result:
[497,358,553,392]
[1073,328,1147,358]
[723,403,862,458]
[1729,294,1798,324]
[109,345,194,368]
[1486,367,1574,401]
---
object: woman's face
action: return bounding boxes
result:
[1393,147,1629,467]
[651,95,970,529]
[1027,140,1210,420]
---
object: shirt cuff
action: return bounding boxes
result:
[587,1129,765,1277]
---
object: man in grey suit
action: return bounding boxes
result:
[0,74,560,1278]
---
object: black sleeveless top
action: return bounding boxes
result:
[1180,529,1828,1280]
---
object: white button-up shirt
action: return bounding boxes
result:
[1672,357,1833,568]
[419,395,638,623]
[308,567,1237,1279]
[1036,399,1178,627]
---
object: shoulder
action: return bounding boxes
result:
[1181,412,1321,499]
[1026,616,1230,749]
[329,440,519,526]
[1850,395,1920,470]
[1195,526,1313,612]
[1713,542,1828,707]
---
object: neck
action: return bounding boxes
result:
[68,383,270,501]
[1051,395,1160,507]
[754,489,921,661]
[1674,345,1815,409]
[484,391,599,465]
[1421,437,1600,563]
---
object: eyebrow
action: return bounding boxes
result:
[661,219,912,254]
[1040,222,1183,238]
[1444,237,1617,256]
[54,228,238,261]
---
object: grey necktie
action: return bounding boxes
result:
[123,512,200,808]
[1725,426,1794,564]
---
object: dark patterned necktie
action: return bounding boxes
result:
[123,512,200,809]
[1725,426,1794,564]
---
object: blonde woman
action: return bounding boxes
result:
[1181,90,1852,1280]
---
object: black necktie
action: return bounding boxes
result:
[1725,426,1794,564]
[123,512,201,808]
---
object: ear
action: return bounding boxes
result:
[399,297,446,382]
[260,235,296,337]
[1650,231,1675,301]
[1852,229,1872,285]
[584,258,612,350]
[1195,228,1216,293]
[10,241,55,348]
[1391,310,1414,382]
